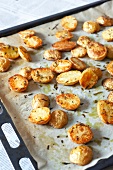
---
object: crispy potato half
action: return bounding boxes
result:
[55,30,73,40]
[71,46,87,58]
[43,49,62,61]
[8,74,28,92]
[102,78,113,90]
[87,41,107,61]
[50,59,72,73]
[18,29,35,39]
[28,107,51,125]
[32,94,50,109]
[97,100,113,124]
[96,16,113,26]
[52,40,76,51]
[108,91,113,102]
[88,66,102,79]
[0,45,19,60]
[24,36,43,49]
[56,93,80,110]
[83,21,100,33]
[68,123,93,144]
[70,57,86,71]
[61,16,78,31]
[31,68,54,83]
[19,67,32,80]
[102,28,113,42]
[70,145,93,166]
[77,36,91,48]
[56,70,81,85]
[18,46,32,62]
[79,68,98,89]
[106,61,113,76]
[0,57,10,72]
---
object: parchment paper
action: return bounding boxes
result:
[0,1,113,169]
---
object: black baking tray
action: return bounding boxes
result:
[0,100,37,170]
[0,0,113,169]
[0,0,111,38]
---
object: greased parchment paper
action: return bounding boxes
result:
[0,1,113,169]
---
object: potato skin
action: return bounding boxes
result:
[49,110,68,129]
[70,145,93,166]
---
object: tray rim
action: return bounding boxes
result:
[0,0,110,38]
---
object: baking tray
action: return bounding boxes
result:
[0,0,110,37]
[0,100,37,170]
[0,0,113,170]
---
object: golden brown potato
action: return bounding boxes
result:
[102,78,113,90]
[28,107,51,125]
[50,59,72,73]
[49,110,68,129]
[106,61,113,76]
[68,123,93,144]
[96,16,113,26]
[61,16,78,31]
[106,45,113,59]
[97,100,113,124]
[107,91,113,102]
[87,41,107,61]
[56,93,80,110]
[52,40,76,51]
[79,68,98,89]
[88,66,102,79]
[55,30,73,40]
[0,45,19,60]
[18,29,35,39]
[77,36,91,48]
[83,21,100,33]
[18,46,32,62]
[32,94,50,109]
[19,67,32,80]
[0,57,10,72]
[24,36,43,49]
[31,68,54,83]
[43,49,62,61]
[8,74,28,92]
[70,57,86,71]
[71,46,87,58]
[56,70,81,85]
[70,145,93,166]
[102,28,113,42]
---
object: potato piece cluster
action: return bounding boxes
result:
[3,13,113,168]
